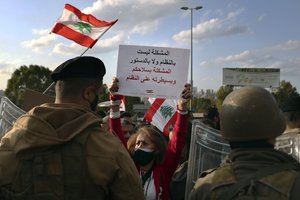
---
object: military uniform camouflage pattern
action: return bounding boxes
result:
[189,148,300,200]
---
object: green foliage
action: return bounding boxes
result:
[192,97,214,113]
[216,85,234,107]
[4,65,53,107]
[272,80,299,108]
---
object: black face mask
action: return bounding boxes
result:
[133,148,154,166]
[90,93,99,111]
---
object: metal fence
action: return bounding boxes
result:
[0,97,25,138]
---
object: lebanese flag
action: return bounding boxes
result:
[144,98,177,137]
[51,4,118,48]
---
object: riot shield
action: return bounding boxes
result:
[0,97,25,138]
[275,133,300,162]
[185,119,230,199]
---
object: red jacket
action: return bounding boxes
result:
[110,112,188,200]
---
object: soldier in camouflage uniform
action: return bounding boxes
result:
[0,56,144,200]
[189,86,300,200]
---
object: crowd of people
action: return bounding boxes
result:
[0,55,300,200]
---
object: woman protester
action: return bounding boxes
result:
[108,77,192,200]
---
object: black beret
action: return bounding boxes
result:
[282,96,300,112]
[51,56,106,82]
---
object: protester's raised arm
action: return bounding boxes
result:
[109,77,122,112]
[108,77,128,148]
[177,83,192,113]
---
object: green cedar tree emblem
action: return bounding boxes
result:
[160,105,174,120]
[74,22,93,34]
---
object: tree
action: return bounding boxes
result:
[193,97,214,113]
[216,85,234,108]
[272,80,299,108]
[5,65,53,107]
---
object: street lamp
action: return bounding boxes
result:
[181,6,203,112]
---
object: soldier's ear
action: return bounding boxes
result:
[82,85,96,103]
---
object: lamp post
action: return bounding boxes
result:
[181,6,202,112]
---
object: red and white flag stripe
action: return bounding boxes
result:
[51,4,117,48]
[144,98,177,137]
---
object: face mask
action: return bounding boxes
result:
[90,93,99,111]
[133,148,154,166]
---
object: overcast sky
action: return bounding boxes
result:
[0,0,300,92]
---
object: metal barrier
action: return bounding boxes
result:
[275,133,300,162]
[185,119,230,199]
[0,97,25,138]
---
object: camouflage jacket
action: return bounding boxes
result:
[0,103,144,200]
[189,148,300,200]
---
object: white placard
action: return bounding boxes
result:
[116,44,190,99]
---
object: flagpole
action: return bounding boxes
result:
[42,82,54,94]
[79,20,118,58]
[79,46,90,57]
[79,20,117,57]
[43,48,87,94]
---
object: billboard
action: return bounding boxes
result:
[222,68,280,88]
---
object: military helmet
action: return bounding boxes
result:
[220,86,286,142]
